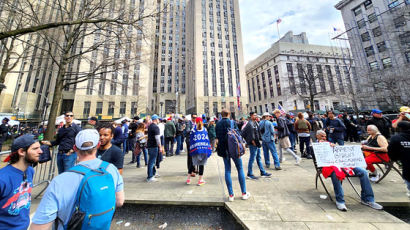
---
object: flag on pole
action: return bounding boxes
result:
[333,27,341,32]
[276,18,282,24]
[236,85,241,109]
[278,104,286,116]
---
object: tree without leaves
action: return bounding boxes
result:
[2,0,163,140]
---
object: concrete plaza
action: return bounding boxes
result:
[120,144,409,230]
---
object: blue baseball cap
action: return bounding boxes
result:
[371,109,382,114]
[4,135,38,162]
[151,114,159,120]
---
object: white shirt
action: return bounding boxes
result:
[158,123,165,137]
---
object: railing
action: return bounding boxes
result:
[0,147,58,199]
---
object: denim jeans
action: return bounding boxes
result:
[248,145,267,176]
[330,167,374,204]
[123,139,128,154]
[262,141,280,168]
[289,133,296,151]
[165,137,174,156]
[137,147,148,166]
[147,147,158,179]
[223,156,246,196]
[329,137,344,146]
[57,153,77,174]
[175,135,182,155]
[405,179,410,191]
[180,136,184,150]
[299,136,311,156]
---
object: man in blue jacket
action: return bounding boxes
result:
[324,111,346,145]
[259,113,281,170]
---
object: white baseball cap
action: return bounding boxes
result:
[75,129,100,150]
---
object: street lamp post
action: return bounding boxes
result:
[160,102,164,117]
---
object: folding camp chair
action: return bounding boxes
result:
[372,153,403,183]
[311,148,361,202]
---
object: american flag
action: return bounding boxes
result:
[277,18,282,24]
[278,104,286,116]
[333,27,342,32]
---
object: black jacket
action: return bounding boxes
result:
[388,121,410,181]
[276,117,290,138]
[241,120,261,147]
[367,116,391,139]
[215,118,231,158]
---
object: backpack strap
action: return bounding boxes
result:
[98,160,110,172]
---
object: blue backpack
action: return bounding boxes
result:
[227,127,246,158]
[65,161,116,230]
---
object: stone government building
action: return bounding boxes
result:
[245,31,359,114]
[0,0,248,121]
[335,0,410,110]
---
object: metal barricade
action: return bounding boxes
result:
[0,147,58,199]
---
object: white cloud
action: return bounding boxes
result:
[239,0,346,64]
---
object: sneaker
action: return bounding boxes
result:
[228,194,235,202]
[361,201,383,210]
[370,173,380,182]
[197,180,206,186]
[336,202,348,212]
[136,164,141,168]
[266,165,270,169]
[246,174,258,180]
[191,173,196,177]
[261,172,272,178]
[186,179,191,185]
[147,177,158,182]
[242,192,251,200]
[181,150,185,153]
[295,157,301,165]
[275,166,282,170]
[128,161,135,164]
[154,174,161,178]
[306,155,313,159]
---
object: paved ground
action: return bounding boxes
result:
[120,143,409,230]
[26,142,410,229]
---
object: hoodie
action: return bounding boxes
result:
[388,121,410,181]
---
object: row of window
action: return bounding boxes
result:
[83,101,139,117]
[204,101,237,115]
[248,64,354,103]
[365,41,387,56]
[369,57,392,71]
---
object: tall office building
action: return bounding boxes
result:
[246,31,358,113]
[0,0,248,120]
[335,0,409,110]
[150,0,187,116]
[185,0,247,118]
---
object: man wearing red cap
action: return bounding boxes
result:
[0,135,42,229]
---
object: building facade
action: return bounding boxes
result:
[335,0,410,110]
[0,0,248,120]
[245,31,359,114]
[185,0,247,118]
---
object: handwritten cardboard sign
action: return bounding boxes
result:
[312,142,367,168]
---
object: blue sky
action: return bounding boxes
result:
[239,0,346,64]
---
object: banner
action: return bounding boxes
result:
[312,142,366,168]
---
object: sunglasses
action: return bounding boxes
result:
[65,115,74,117]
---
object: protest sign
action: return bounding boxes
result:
[312,143,366,168]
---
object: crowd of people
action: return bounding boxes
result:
[0,106,409,229]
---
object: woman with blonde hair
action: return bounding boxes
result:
[362,124,389,182]
[187,117,212,186]
[135,122,148,168]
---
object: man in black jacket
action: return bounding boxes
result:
[127,116,140,163]
[387,121,410,198]
[0,118,10,151]
[242,112,271,180]
[366,109,391,139]
[273,110,301,165]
